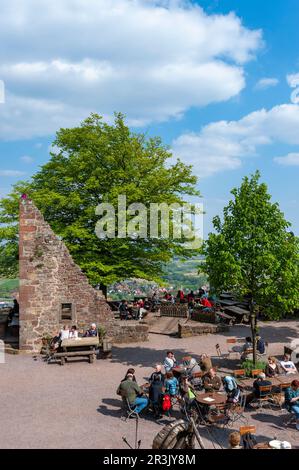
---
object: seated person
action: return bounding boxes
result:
[60,325,70,341]
[84,323,98,337]
[246,373,272,405]
[265,356,283,377]
[121,368,137,383]
[203,368,222,392]
[253,373,272,397]
[280,354,297,375]
[69,325,78,339]
[117,372,148,415]
[164,372,179,396]
[229,432,243,449]
[149,364,164,384]
[179,373,197,411]
[240,337,253,361]
[163,351,177,373]
[200,296,213,312]
[119,300,129,320]
[223,376,241,404]
[149,372,164,419]
[284,380,299,431]
[199,354,213,376]
[186,358,202,389]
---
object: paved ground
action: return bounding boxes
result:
[0,320,298,449]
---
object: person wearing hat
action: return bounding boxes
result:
[284,380,299,431]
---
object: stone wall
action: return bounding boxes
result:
[178,321,229,338]
[19,198,116,351]
[111,322,149,343]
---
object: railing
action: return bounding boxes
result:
[159,304,188,318]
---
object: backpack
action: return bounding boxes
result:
[162,394,172,412]
[257,339,265,354]
[242,432,257,449]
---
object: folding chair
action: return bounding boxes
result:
[251,369,263,378]
[252,385,274,410]
[122,398,140,421]
[233,369,246,379]
[227,394,248,425]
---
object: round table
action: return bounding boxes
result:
[173,366,187,378]
[195,392,227,406]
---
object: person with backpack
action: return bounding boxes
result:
[256,334,266,355]
[223,375,241,404]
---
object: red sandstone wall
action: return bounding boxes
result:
[19,198,113,351]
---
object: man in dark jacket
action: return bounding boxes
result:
[117,373,148,415]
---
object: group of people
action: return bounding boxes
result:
[51,323,98,349]
[119,299,147,321]
[116,351,242,421]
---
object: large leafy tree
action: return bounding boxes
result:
[0,113,200,288]
[202,171,299,364]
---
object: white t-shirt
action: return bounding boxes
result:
[280,360,296,373]
[69,330,78,339]
[60,329,70,340]
[164,356,176,372]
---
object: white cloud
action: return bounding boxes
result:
[172,103,299,178]
[0,0,262,140]
[0,170,26,177]
[20,155,34,164]
[255,77,279,90]
[274,152,299,166]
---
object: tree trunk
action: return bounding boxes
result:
[250,298,257,367]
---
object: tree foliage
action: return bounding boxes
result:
[0,113,201,286]
[202,171,299,320]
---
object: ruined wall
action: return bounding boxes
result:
[19,198,114,351]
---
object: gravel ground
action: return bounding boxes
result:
[0,320,298,449]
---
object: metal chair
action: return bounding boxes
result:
[233,369,246,379]
[252,385,274,410]
[227,394,248,425]
[122,398,140,421]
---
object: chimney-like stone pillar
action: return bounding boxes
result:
[19,198,113,352]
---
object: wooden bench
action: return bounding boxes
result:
[52,337,100,365]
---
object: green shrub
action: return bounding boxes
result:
[241,359,267,376]
[98,325,106,340]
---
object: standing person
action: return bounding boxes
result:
[149,372,164,419]
[163,351,177,373]
[117,373,148,416]
[256,334,266,354]
[284,380,299,431]
[149,364,164,384]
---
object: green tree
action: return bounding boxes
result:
[0,113,201,288]
[202,171,299,365]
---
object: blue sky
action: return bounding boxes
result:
[0,0,299,237]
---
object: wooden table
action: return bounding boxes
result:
[196,392,227,406]
[53,337,100,365]
[237,374,299,390]
[173,366,187,377]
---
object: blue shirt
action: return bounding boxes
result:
[284,386,299,410]
[165,377,179,396]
